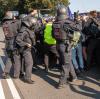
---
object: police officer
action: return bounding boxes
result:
[16,17,37,84]
[2,11,21,79]
[52,5,79,88]
[18,14,28,77]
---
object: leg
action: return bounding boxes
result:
[71,47,79,69]
[49,45,58,69]
[43,43,50,71]
[13,54,21,78]
[4,57,12,73]
[58,44,69,86]
[44,53,49,72]
[77,43,84,69]
[67,45,77,80]
[87,39,96,68]
[3,51,13,78]
[23,51,34,84]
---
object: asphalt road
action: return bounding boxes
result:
[0,27,100,99]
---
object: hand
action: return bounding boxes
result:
[26,43,32,48]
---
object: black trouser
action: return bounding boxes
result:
[57,43,77,84]
[31,46,37,67]
[95,39,100,68]
[43,43,59,70]
[87,38,99,68]
[14,49,33,79]
[22,50,33,80]
[35,42,44,65]
[4,50,21,77]
[18,53,25,75]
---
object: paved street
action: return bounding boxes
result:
[0,27,100,99]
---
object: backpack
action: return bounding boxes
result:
[85,18,100,37]
[53,21,66,41]
[89,23,99,36]
[2,21,14,39]
[17,28,36,53]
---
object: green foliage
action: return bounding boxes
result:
[0,0,69,20]
[19,0,69,12]
[0,0,19,20]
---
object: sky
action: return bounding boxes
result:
[69,0,100,13]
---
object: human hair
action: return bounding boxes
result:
[90,10,97,17]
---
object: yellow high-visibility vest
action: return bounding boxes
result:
[44,22,56,45]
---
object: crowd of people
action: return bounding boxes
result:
[1,4,100,89]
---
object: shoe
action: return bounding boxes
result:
[44,67,48,72]
[49,66,54,70]
[57,83,66,89]
[19,73,25,78]
[2,72,10,79]
[32,67,37,72]
[34,65,39,69]
[67,77,73,82]
[13,76,19,79]
[75,69,81,75]
[72,77,78,82]
[84,67,90,71]
[24,79,34,84]
[80,68,85,73]
[57,81,67,89]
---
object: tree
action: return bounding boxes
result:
[0,0,19,20]
[0,0,69,20]
[17,0,69,14]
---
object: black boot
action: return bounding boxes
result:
[44,66,48,72]
[24,79,34,84]
[75,69,81,75]
[2,72,10,79]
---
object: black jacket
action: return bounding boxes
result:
[16,26,35,51]
[82,17,100,37]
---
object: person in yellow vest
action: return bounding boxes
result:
[43,19,59,72]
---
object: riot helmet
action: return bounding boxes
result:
[4,11,13,20]
[22,17,37,28]
[56,5,68,21]
[19,14,27,20]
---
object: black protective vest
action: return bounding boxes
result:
[52,20,67,42]
[2,20,14,39]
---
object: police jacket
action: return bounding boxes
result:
[16,26,35,51]
[52,19,80,43]
[2,17,21,50]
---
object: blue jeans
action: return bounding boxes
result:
[71,43,84,70]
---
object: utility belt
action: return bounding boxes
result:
[13,48,20,55]
[18,45,36,53]
[57,39,69,44]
